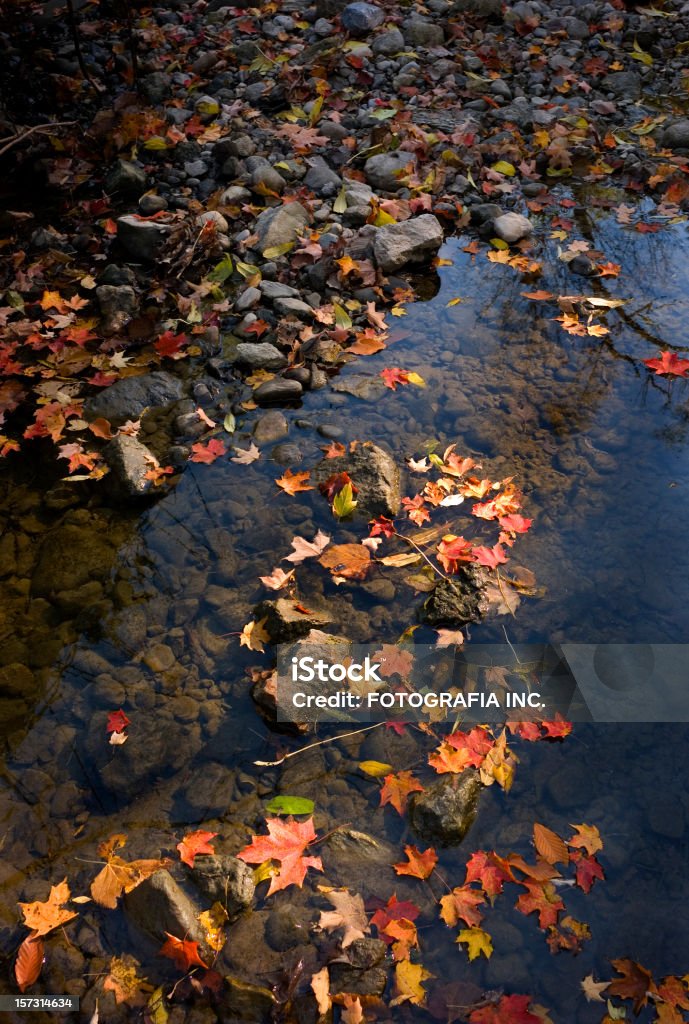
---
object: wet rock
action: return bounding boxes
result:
[253,410,289,444]
[143,643,176,672]
[102,435,155,499]
[265,904,313,950]
[304,156,342,193]
[222,978,277,1023]
[321,828,401,897]
[663,120,689,150]
[329,938,387,996]
[32,523,114,597]
[647,797,686,840]
[124,870,209,952]
[602,70,641,98]
[420,568,489,627]
[105,160,147,195]
[374,214,444,271]
[271,442,302,465]
[116,214,170,262]
[404,16,444,46]
[408,771,482,846]
[253,202,311,254]
[492,212,533,244]
[569,253,597,277]
[96,284,139,336]
[341,2,385,34]
[253,598,333,642]
[187,855,255,916]
[84,371,184,425]
[254,378,303,404]
[312,441,401,516]
[364,151,415,192]
[235,343,288,370]
[371,27,405,53]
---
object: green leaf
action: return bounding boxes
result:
[333,303,353,330]
[630,38,653,65]
[490,238,509,250]
[249,53,273,73]
[196,99,220,117]
[369,107,397,121]
[333,482,358,518]
[265,795,315,815]
[223,413,236,434]
[235,260,261,279]
[491,160,516,176]
[207,254,234,283]
[262,241,295,260]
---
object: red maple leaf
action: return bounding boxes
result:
[177,830,218,869]
[643,351,689,377]
[159,933,208,972]
[190,438,226,464]
[154,331,189,359]
[540,714,572,739]
[469,994,543,1023]
[379,770,424,815]
[106,709,131,734]
[472,543,508,569]
[401,494,431,527]
[90,372,118,387]
[370,893,420,941]
[393,845,438,880]
[243,319,271,338]
[506,720,543,742]
[369,516,396,538]
[464,851,514,900]
[380,367,410,390]
[499,514,533,534]
[237,817,322,895]
[515,880,564,929]
[319,472,358,502]
[571,850,605,893]
[436,535,476,573]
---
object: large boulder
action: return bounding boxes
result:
[408,771,482,846]
[311,441,401,516]
[252,202,311,255]
[83,371,184,425]
[373,215,444,272]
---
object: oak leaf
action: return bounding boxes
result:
[18,879,78,936]
[159,933,207,972]
[318,889,369,947]
[379,770,424,815]
[394,845,438,880]
[608,958,654,1015]
[237,816,323,896]
[177,830,218,869]
[284,530,331,563]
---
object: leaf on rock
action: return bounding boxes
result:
[18,879,78,937]
[159,933,208,972]
[239,617,271,653]
[456,927,493,961]
[237,816,323,896]
[15,933,44,992]
[333,482,358,518]
[318,889,370,947]
[379,770,424,815]
[390,960,433,1006]
[177,830,218,869]
[394,845,438,880]
[90,838,172,909]
[533,823,569,866]
[198,903,228,953]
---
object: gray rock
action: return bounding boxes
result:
[198,210,228,232]
[663,119,689,150]
[420,568,489,627]
[250,167,286,195]
[602,70,641,98]
[492,212,533,244]
[569,253,597,277]
[84,371,184,425]
[265,905,313,951]
[341,2,385,34]
[372,27,405,54]
[138,194,168,215]
[187,855,255,916]
[124,870,209,953]
[450,0,502,15]
[404,16,444,46]
[96,284,139,336]
[373,214,444,272]
[254,378,303,404]
[116,214,170,262]
[253,202,311,255]
[105,160,147,196]
[364,151,415,192]
[221,185,252,205]
[493,97,534,129]
[140,71,172,103]
[304,156,342,192]
[235,287,262,312]
[253,410,289,443]
[273,296,314,319]
[259,280,299,300]
[235,343,288,370]
[408,771,482,846]
[102,435,156,500]
[184,159,208,178]
[469,202,503,225]
[312,440,401,516]
[271,442,302,465]
[253,598,333,642]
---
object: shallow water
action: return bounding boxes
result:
[1,188,689,1020]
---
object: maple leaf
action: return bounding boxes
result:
[322,441,346,459]
[499,514,533,534]
[571,850,604,893]
[568,823,603,856]
[318,543,371,580]
[231,443,261,464]
[390,960,432,1007]
[106,709,131,734]
[460,477,494,499]
[446,726,494,765]
[154,331,189,359]
[472,543,508,569]
[19,879,78,937]
[159,933,208,972]
[369,516,396,538]
[15,933,45,992]
[373,645,414,679]
[284,530,331,563]
[340,995,363,1024]
[540,714,572,739]
[456,927,493,961]
[276,469,313,495]
[190,438,226,464]
[464,851,513,901]
[515,880,564,929]
[237,817,323,895]
[386,917,419,961]
[349,330,387,355]
[39,290,68,312]
[402,494,431,527]
[656,977,689,1011]
[469,994,542,1023]
[90,835,172,908]
[608,958,654,1015]
[507,720,543,741]
[394,845,438,880]
[643,351,689,377]
[318,888,370,947]
[440,885,485,928]
[370,894,421,943]
[533,823,569,865]
[259,567,295,590]
[103,955,148,1006]
[319,471,358,503]
[435,628,464,647]
[177,830,218,869]
[379,770,424,815]
[437,534,476,573]
[239,617,271,653]
[580,974,610,1003]
[199,903,228,953]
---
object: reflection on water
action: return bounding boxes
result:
[1,190,689,1017]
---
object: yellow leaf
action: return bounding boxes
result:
[372,208,397,226]
[199,903,228,953]
[390,305,407,317]
[19,879,78,937]
[239,617,271,652]
[358,760,393,777]
[390,960,433,1006]
[262,242,295,259]
[457,927,493,961]
[446,297,463,307]
[490,238,509,250]
[491,160,516,176]
[406,372,426,387]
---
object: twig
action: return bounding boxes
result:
[0,121,77,158]
[393,529,449,581]
[254,722,384,767]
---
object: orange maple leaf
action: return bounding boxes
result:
[177,830,218,869]
[237,817,322,896]
[394,845,438,880]
[276,469,314,495]
[159,933,208,972]
[439,885,485,928]
[380,770,424,815]
[515,880,564,929]
[18,879,77,937]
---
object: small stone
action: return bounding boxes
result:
[569,253,597,277]
[341,2,385,34]
[254,378,303,404]
[117,214,170,262]
[221,185,252,204]
[404,16,444,46]
[235,287,262,312]
[492,212,533,244]
[304,156,342,193]
[373,214,444,272]
[421,569,489,627]
[273,296,314,319]
[372,27,404,54]
[250,167,286,195]
[140,71,171,103]
[143,643,176,672]
[602,70,641,98]
[124,870,209,955]
[198,210,228,232]
[83,371,184,425]
[253,202,311,254]
[271,442,302,465]
[105,160,147,195]
[235,343,288,370]
[184,159,208,178]
[96,284,139,336]
[253,410,289,443]
[365,151,415,192]
[259,280,299,300]
[138,194,168,215]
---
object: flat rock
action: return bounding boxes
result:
[492,212,533,244]
[253,598,333,642]
[253,202,311,255]
[102,435,156,500]
[373,214,444,272]
[84,371,184,425]
[253,378,303,404]
[116,214,170,262]
[235,343,288,370]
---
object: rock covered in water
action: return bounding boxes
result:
[421,568,490,627]
[186,854,255,916]
[102,435,157,500]
[408,771,482,846]
[124,870,210,954]
[373,214,444,272]
[83,371,184,425]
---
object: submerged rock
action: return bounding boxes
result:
[374,214,444,272]
[253,599,333,643]
[311,441,401,516]
[124,870,209,954]
[83,371,184,425]
[187,855,255,917]
[408,771,482,846]
[420,568,489,627]
[102,435,156,500]
[222,978,276,1023]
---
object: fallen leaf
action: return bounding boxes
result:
[190,438,226,464]
[468,994,542,1023]
[533,823,570,866]
[19,880,78,937]
[259,567,295,590]
[106,709,131,734]
[15,933,44,992]
[580,974,610,1003]
[276,469,314,495]
[159,933,207,972]
[456,927,493,961]
[608,958,654,1015]
[318,543,371,580]
[199,903,228,953]
[380,770,424,815]
[358,760,393,777]
[311,967,331,1015]
[102,955,148,1006]
[394,845,438,880]
[284,530,331,563]
[515,880,564,929]
[340,994,364,1024]
[318,889,370,947]
[390,960,432,1006]
[239,618,271,653]
[90,837,172,909]
[231,443,261,464]
[177,830,218,869]
[568,823,603,856]
[237,817,323,895]
[643,351,689,377]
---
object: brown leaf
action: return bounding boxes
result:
[90,843,172,909]
[608,958,654,1015]
[533,823,570,866]
[319,543,371,580]
[310,967,331,1015]
[318,889,370,947]
[15,933,44,992]
[18,879,78,937]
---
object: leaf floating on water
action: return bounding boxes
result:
[177,830,218,869]
[19,879,78,937]
[456,927,493,962]
[239,618,271,653]
[319,543,371,580]
[533,823,570,866]
[237,817,323,895]
[15,933,44,992]
[358,760,393,777]
[265,795,315,815]
[318,888,370,947]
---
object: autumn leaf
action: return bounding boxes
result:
[276,469,313,495]
[440,885,485,928]
[284,530,331,563]
[571,850,604,893]
[154,331,188,359]
[19,879,78,936]
[349,330,387,355]
[237,817,323,896]
[437,534,476,573]
[340,994,364,1024]
[90,837,172,909]
[231,443,261,464]
[580,975,610,1003]
[643,351,689,377]
[381,367,425,390]
[515,880,564,929]
[318,888,370,947]
[394,845,438,880]
[311,967,331,1015]
[259,567,295,590]
[390,960,432,1006]
[386,917,419,961]
[568,823,603,856]
[239,618,271,653]
[333,482,358,517]
[608,958,654,1015]
[177,830,218,869]
[318,543,371,580]
[456,927,493,961]
[370,893,420,946]
[373,644,414,679]
[199,903,228,953]
[379,770,424,815]
[190,438,226,464]
[106,709,131,734]
[540,714,572,739]
[533,823,569,866]
[159,933,208,972]
[468,994,542,1023]
[102,955,148,1006]
[465,850,514,901]
[15,933,44,992]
